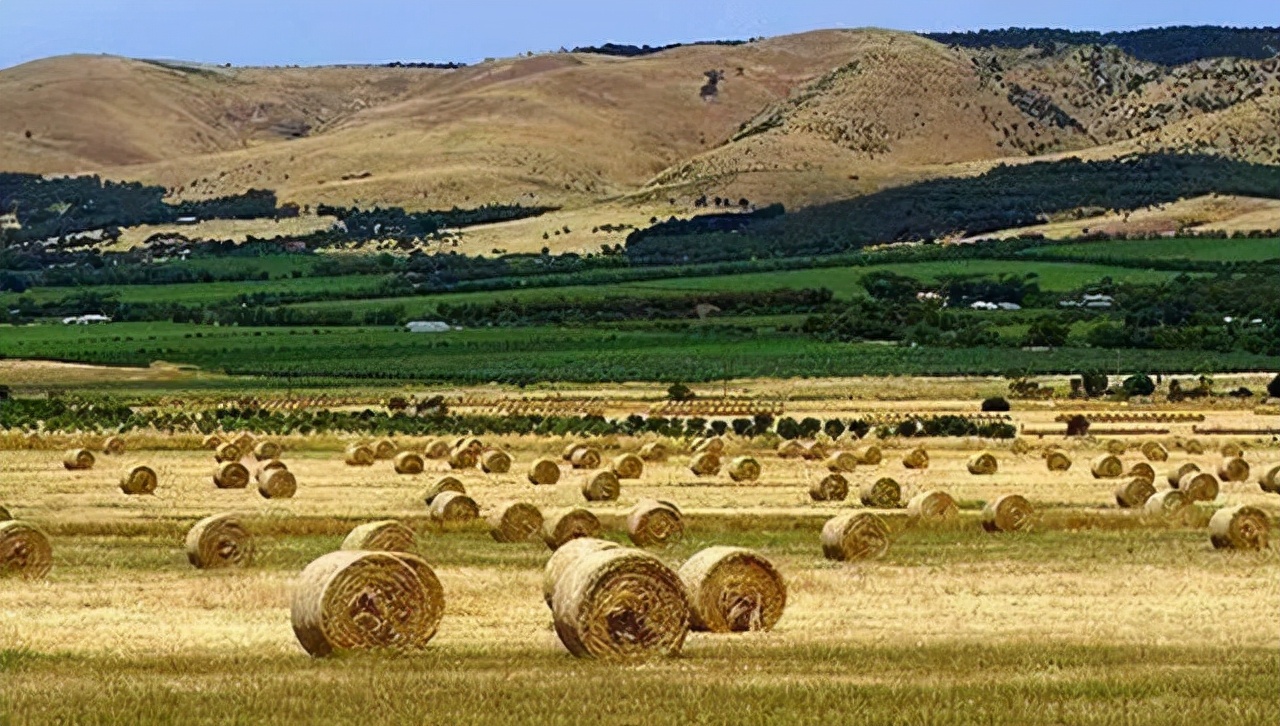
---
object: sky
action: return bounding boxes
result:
[1,0,1276,70]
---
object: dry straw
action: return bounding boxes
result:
[448,447,478,470]
[678,547,786,633]
[627,500,684,548]
[611,453,645,480]
[0,520,53,580]
[342,520,418,553]
[776,440,805,459]
[1141,441,1169,462]
[119,464,158,495]
[63,448,95,471]
[527,458,562,486]
[1167,462,1200,487]
[825,451,858,473]
[689,452,721,477]
[809,473,849,502]
[981,494,1035,533]
[542,537,620,607]
[185,513,254,569]
[1178,471,1219,502]
[581,470,621,502]
[550,548,690,660]
[487,501,544,543]
[213,462,251,489]
[256,460,288,479]
[373,439,398,460]
[1045,450,1073,472]
[1127,462,1156,486]
[1209,506,1270,550]
[1217,457,1250,483]
[252,441,282,461]
[291,550,444,658]
[102,436,126,456]
[639,442,669,462]
[728,456,762,483]
[1114,477,1156,509]
[967,452,998,475]
[423,476,465,506]
[429,491,480,525]
[570,447,602,470]
[0,506,9,521]
[902,448,930,470]
[257,467,297,499]
[424,439,452,460]
[214,442,241,463]
[854,446,883,466]
[860,477,902,508]
[344,444,375,467]
[456,437,485,454]
[1090,454,1124,479]
[1260,464,1280,494]
[480,449,513,474]
[907,490,959,522]
[821,512,890,561]
[542,508,603,550]
[1144,489,1190,517]
[393,451,426,475]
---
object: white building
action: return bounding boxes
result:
[405,321,451,333]
[61,315,112,325]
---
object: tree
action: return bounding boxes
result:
[823,419,846,439]
[1081,372,1110,397]
[775,417,800,440]
[1024,318,1070,348]
[1268,374,1280,399]
[981,397,1011,412]
[1122,374,1156,397]
[666,383,696,401]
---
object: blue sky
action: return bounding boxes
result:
[1,0,1275,70]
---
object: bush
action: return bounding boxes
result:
[1122,374,1156,397]
[823,419,846,439]
[666,382,696,401]
[1268,374,1280,399]
[1081,372,1110,397]
[981,397,1011,412]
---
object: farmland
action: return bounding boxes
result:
[1019,237,1280,263]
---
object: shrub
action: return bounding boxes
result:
[981,397,1011,412]
[666,382,696,401]
[1268,374,1280,399]
[1122,374,1156,397]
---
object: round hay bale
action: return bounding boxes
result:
[1141,441,1169,462]
[1090,454,1124,479]
[202,434,224,450]
[1167,462,1200,487]
[902,448,930,470]
[63,448,95,471]
[860,477,902,509]
[0,521,53,580]
[679,547,786,633]
[1102,439,1127,455]
[695,437,726,456]
[0,506,10,521]
[456,437,484,454]
[1209,506,1270,551]
[1217,457,1250,483]
[853,446,882,466]
[551,548,690,660]
[1045,450,1073,472]
[907,490,959,522]
[255,459,288,481]
[1114,477,1157,509]
[185,513,254,569]
[393,451,426,475]
[119,464,158,496]
[639,442,668,462]
[825,451,858,473]
[809,473,849,502]
[1259,464,1280,494]
[1183,438,1205,455]
[1178,472,1219,503]
[627,500,684,548]
[966,452,998,476]
[291,550,444,658]
[252,441,282,461]
[257,468,297,499]
[610,453,645,480]
[527,457,562,486]
[1010,438,1032,455]
[423,476,465,506]
[448,447,478,470]
[820,512,890,561]
[213,462,251,490]
[801,442,828,461]
[562,442,587,461]
[1127,462,1156,486]
[1145,489,1190,517]
[1220,442,1244,458]
[344,444,375,467]
[981,495,1035,533]
[373,439,398,460]
[214,442,241,463]
[342,520,417,553]
[581,470,621,502]
[424,439,452,460]
[569,447,602,470]
[102,436,126,456]
[429,491,479,525]
[689,452,721,477]
[542,508,602,550]
[776,440,806,459]
[727,456,762,483]
[232,433,256,455]
[481,449,513,474]
[487,501,544,543]
[542,537,620,607]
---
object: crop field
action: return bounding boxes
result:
[1019,237,1280,263]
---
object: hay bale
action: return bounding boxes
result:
[214,442,241,463]
[825,451,858,473]
[563,442,587,461]
[0,506,10,521]
[809,473,849,502]
[689,452,721,477]
[102,436,126,456]
[252,441,282,461]
[639,442,669,462]
[393,451,426,475]
[542,537,620,607]
[1090,454,1124,479]
[1102,439,1127,455]
[1178,471,1219,503]
[859,478,902,508]
[423,476,465,506]
[185,514,254,569]
[1183,438,1205,455]
[0,520,53,580]
[213,462,251,489]
[611,453,645,480]
[551,548,690,660]
[776,440,806,459]
[1259,464,1280,494]
[966,452,998,475]
[1209,506,1271,551]
[627,500,684,548]
[1168,462,1200,487]
[429,491,479,525]
[694,437,726,456]
[424,439,452,460]
[1220,442,1244,458]
[581,470,621,502]
[344,444,375,467]
[291,550,444,658]
[373,439,398,460]
[257,468,297,499]
[63,448,95,471]
[232,433,256,455]
[527,457,562,486]
[981,495,1035,533]
[801,442,828,461]
[448,447,478,470]
[481,449,513,474]
[902,448,930,470]
[542,509,603,550]
[1141,441,1169,462]
[456,437,484,454]
[255,459,288,480]
[487,501,544,543]
[679,547,786,633]
[1127,462,1156,486]
[1114,477,1157,509]
[853,446,882,466]
[1010,438,1032,455]
[1045,450,1073,472]
[342,520,417,553]
[907,490,959,522]
[202,434,224,450]
[820,512,890,561]
[727,456,761,483]
[570,447,602,470]
[119,464,158,496]
[1145,489,1190,517]
[1217,457,1250,483]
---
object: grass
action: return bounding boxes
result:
[0,272,391,306]
[1023,237,1280,263]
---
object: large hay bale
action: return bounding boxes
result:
[581,470,621,502]
[902,448,930,470]
[1168,462,1200,487]
[291,550,444,658]
[1127,462,1156,486]
[853,446,882,466]
[981,495,1035,533]
[429,491,479,525]
[0,506,10,521]
[678,547,786,633]
[257,468,297,499]
[907,490,959,522]
[423,476,465,506]
[119,464,158,496]
[63,448,95,471]
[1178,471,1219,503]
[542,537,620,607]
[1090,454,1124,479]
[393,451,426,475]
[1145,489,1190,517]
[611,453,645,480]
[1114,477,1157,509]
[342,520,417,553]
[255,459,288,480]
[570,447,602,470]
[214,442,241,463]
[481,449,513,474]
[860,478,903,508]
[966,452,998,475]
[776,440,806,459]
[527,458,562,486]
[1010,438,1032,455]
[0,520,53,580]
[252,441,282,461]
[487,501,544,543]
[232,433,256,455]
[809,473,849,502]
[448,447,478,470]
[1259,464,1280,494]
[694,437,726,456]
[202,434,224,450]
[1141,441,1169,462]
[102,436,126,456]
[1217,457,1250,483]
[1045,450,1073,472]
[727,456,762,483]
[185,513,254,569]
[563,442,587,461]
[1182,438,1205,455]
[689,452,721,477]
[551,548,690,660]
[1220,442,1244,458]
[1102,439,1127,455]
[213,462,251,489]
[801,441,828,461]
[820,512,890,561]
[373,439,398,460]
[424,439,452,460]
[825,451,858,473]
[344,444,375,467]
[542,509,602,550]
[627,500,684,548]
[1209,506,1270,551]
[456,437,484,454]
[639,442,669,462]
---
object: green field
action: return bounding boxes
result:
[1021,237,1280,262]
[0,273,392,307]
